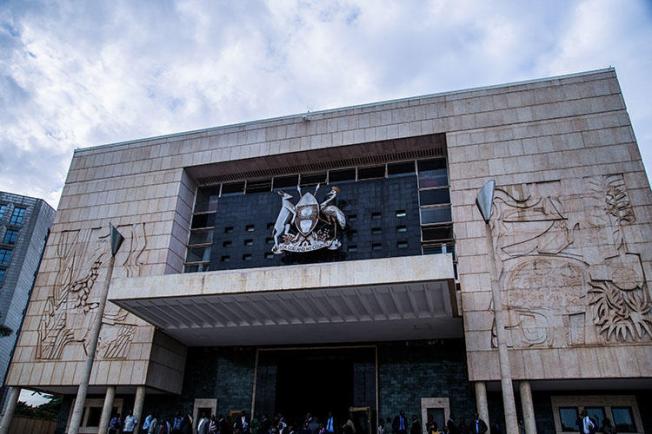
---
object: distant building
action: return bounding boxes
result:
[0,192,54,402]
[2,68,652,434]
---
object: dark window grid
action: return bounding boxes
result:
[0,204,7,220]
[2,229,19,245]
[0,248,13,265]
[0,268,5,285]
[9,207,26,225]
[205,174,422,271]
[195,157,435,200]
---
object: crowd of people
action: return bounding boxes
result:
[102,406,622,434]
[101,409,493,434]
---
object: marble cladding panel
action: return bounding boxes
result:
[9,69,651,390]
[447,79,652,380]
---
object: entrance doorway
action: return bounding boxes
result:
[254,347,376,432]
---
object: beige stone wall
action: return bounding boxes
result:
[448,74,652,381]
[6,68,651,392]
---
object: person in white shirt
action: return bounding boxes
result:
[123,410,138,433]
[197,413,210,434]
[580,410,595,434]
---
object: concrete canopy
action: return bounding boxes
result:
[109,255,461,346]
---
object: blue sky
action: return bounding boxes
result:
[1,0,651,208]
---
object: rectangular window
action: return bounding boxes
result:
[358,165,385,180]
[246,178,272,193]
[191,213,215,229]
[188,229,213,245]
[612,407,636,433]
[419,189,450,206]
[195,186,220,212]
[300,172,327,186]
[418,159,448,188]
[0,249,12,265]
[186,246,211,263]
[9,207,26,225]
[221,181,245,196]
[0,269,5,285]
[0,204,6,219]
[559,407,578,432]
[328,168,356,183]
[422,225,453,242]
[420,207,452,225]
[387,161,415,177]
[273,175,299,190]
[2,229,18,245]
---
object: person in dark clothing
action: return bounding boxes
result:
[470,414,487,434]
[108,413,122,434]
[182,415,193,434]
[393,411,408,434]
[235,411,251,434]
[409,416,420,434]
[446,415,459,434]
[172,412,184,434]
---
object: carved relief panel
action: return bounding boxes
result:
[488,175,651,348]
[36,223,149,361]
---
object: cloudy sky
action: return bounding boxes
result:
[1,0,651,208]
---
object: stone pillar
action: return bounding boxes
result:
[0,387,20,434]
[133,386,146,434]
[98,386,116,434]
[519,381,537,434]
[474,382,490,433]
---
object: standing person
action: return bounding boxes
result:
[579,410,596,434]
[308,414,319,434]
[124,410,138,434]
[108,413,122,434]
[393,412,408,434]
[446,415,459,434]
[148,414,160,434]
[342,414,356,434]
[198,413,210,434]
[326,412,336,434]
[172,412,185,434]
[469,414,487,434]
[235,411,251,434]
[159,417,171,434]
[143,414,154,433]
[409,416,420,434]
[278,416,288,434]
[378,418,385,434]
[209,415,219,434]
[183,415,194,434]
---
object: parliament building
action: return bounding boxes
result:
[2,68,651,434]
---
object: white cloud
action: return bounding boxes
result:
[1,0,650,207]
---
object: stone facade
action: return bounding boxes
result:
[4,68,652,434]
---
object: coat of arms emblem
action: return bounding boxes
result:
[272,185,346,254]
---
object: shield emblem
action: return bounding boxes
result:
[294,192,319,235]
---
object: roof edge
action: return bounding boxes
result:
[75,67,616,155]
